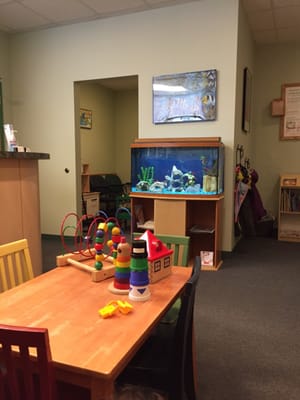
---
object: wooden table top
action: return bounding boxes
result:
[0,265,192,381]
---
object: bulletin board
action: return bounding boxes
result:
[280,83,300,140]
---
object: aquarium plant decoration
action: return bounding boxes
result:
[138,166,154,184]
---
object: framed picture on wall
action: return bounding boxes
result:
[152,69,217,124]
[280,83,300,140]
[242,67,252,133]
[80,108,92,129]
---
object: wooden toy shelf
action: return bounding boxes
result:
[131,193,224,271]
[278,174,300,242]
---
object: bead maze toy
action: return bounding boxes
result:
[56,212,123,282]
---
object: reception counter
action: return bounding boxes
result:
[0,151,50,277]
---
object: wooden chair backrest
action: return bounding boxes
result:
[116,256,200,399]
[169,256,200,399]
[133,233,190,266]
[0,324,56,400]
[0,239,34,292]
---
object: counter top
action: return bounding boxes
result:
[0,151,50,160]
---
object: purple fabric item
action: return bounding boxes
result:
[249,169,267,222]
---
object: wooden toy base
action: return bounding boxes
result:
[108,281,129,295]
[56,250,115,282]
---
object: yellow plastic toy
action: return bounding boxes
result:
[116,300,133,314]
[98,300,133,318]
[98,303,119,318]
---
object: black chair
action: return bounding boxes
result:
[90,174,124,216]
[117,256,200,400]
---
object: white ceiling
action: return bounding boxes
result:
[0,0,300,45]
[242,0,300,44]
[0,0,199,33]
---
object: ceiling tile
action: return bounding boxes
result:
[21,0,96,22]
[274,6,300,27]
[242,0,272,12]
[252,29,277,44]
[146,0,196,5]
[278,26,300,41]
[0,2,48,30]
[81,0,146,14]
[247,10,275,30]
[0,0,300,44]
[273,0,300,7]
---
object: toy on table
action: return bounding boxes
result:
[98,303,119,318]
[94,220,121,270]
[108,236,131,294]
[129,239,150,302]
[98,300,133,318]
[56,255,115,282]
[134,230,173,283]
[57,212,121,282]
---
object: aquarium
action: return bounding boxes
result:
[131,138,224,196]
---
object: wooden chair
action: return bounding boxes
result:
[0,239,34,292]
[154,234,190,266]
[117,256,201,400]
[0,324,90,400]
[133,233,190,266]
[133,232,191,323]
[0,324,56,400]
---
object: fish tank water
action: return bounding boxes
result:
[131,138,224,196]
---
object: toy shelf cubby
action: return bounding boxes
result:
[278,174,300,242]
[131,193,224,271]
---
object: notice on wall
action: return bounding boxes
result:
[281,83,300,140]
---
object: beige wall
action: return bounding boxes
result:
[79,82,116,174]
[2,0,240,251]
[78,82,137,182]
[1,1,299,252]
[232,0,256,242]
[114,89,138,183]
[253,43,300,219]
[235,2,255,153]
[0,33,10,122]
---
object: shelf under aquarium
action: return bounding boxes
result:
[130,192,224,201]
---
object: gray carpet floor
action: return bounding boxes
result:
[42,234,300,399]
[196,236,300,400]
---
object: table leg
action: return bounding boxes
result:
[91,378,115,400]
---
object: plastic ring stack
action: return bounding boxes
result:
[129,239,150,302]
[113,236,131,291]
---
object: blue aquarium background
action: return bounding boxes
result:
[131,145,224,196]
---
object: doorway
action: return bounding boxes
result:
[74,75,138,217]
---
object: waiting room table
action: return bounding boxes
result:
[0,264,192,400]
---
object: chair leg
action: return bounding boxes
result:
[185,325,199,400]
[56,381,90,400]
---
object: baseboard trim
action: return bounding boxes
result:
[42,234,61,240]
